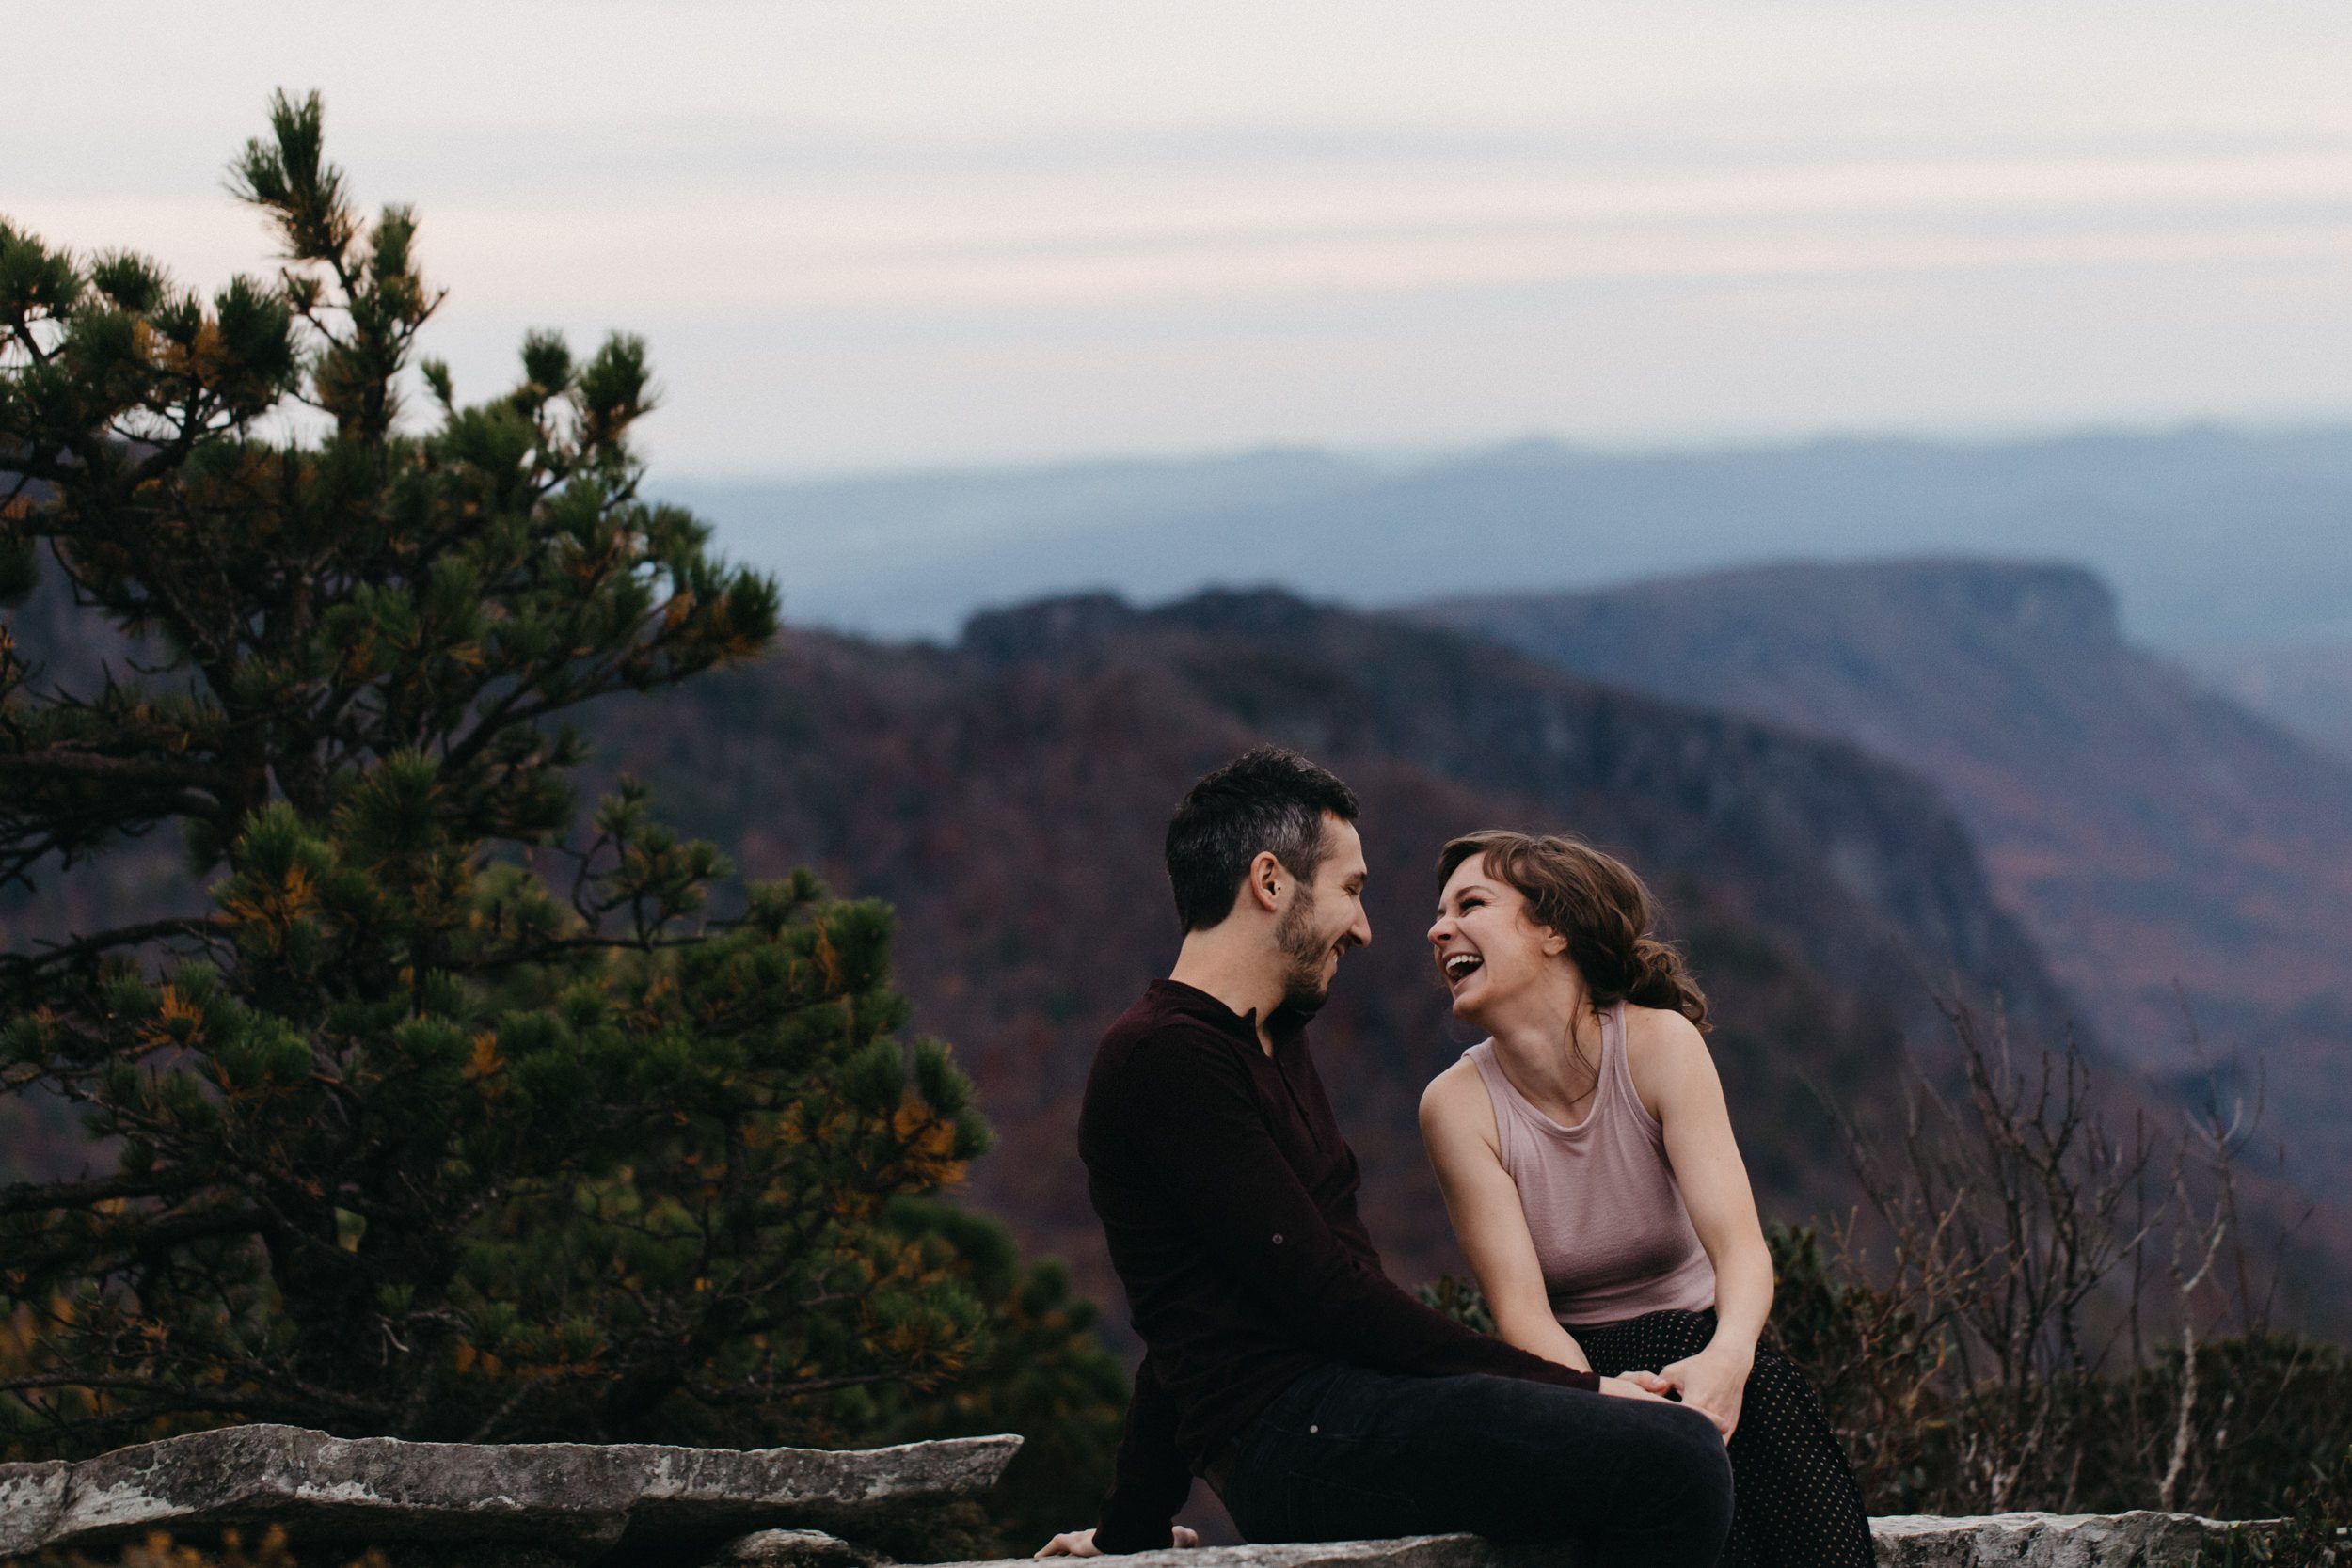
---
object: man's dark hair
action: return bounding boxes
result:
[1166,747,1360,932]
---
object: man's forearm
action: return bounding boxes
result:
[1093,1358,1192,1552]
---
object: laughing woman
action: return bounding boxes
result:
[1419,831,1873,1568]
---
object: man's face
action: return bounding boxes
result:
[1272,816,1373,1016]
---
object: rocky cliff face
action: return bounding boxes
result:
[582,589,2076,1310]
[1418,558,2352,1193]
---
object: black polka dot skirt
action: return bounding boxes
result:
[1568,1308,1875,1568]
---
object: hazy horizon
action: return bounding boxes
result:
[660,422,2352,656]
[653,412,2352,487]
[19,3,2352,473]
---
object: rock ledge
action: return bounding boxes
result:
[934,1513,2270,1568]
[0,1423,1020,1560]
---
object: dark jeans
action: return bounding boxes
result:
[1216,1361,1734,1568]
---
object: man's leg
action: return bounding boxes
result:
[1219,1363,1733,1568]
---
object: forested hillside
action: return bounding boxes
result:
[16,569,2333,1323]
[574,588,2077,1312]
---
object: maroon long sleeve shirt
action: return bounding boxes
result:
[1078,979,1601,1551]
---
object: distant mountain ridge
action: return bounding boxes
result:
[1417,558,2352,1191]
[673,425,2352,657]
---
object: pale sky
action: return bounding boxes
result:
[15,2,2352,475]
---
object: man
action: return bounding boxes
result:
[1038,748,1733,1566]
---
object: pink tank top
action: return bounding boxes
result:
[1465,1002,1716,1326]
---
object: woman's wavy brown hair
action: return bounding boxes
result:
[1438,830,1710,1033]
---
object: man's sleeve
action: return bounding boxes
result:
[1092,1354,1193,1553]
[1125,1030,1599,1391]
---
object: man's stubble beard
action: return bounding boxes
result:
[1273,893,1336,1020]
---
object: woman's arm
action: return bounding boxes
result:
[1629,1008,1774,1436]
[1419,1064,1592,1372]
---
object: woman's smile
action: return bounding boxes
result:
[1441,948,1486,990]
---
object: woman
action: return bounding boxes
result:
[1419,830,1872,1568]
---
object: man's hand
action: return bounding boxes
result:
[1596,1373,1675,1404]
[1648,1346,1752,1438]
[1035,1527,1200,1557]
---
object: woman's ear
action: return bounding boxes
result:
[1539,927,1568,957]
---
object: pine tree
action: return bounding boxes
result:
[0,93,1118,1503]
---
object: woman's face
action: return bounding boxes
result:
[1428,853,1561,1025]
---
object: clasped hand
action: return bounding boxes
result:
[1621,1345,1748,1439]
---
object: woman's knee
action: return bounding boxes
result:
[1746,1346,1829,1418]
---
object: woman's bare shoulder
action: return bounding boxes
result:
[1421,1051,1485,1115]
[1420,1051,1498,1145]
[1622,1001,1708,1053]
[1619,1003,1711,1113]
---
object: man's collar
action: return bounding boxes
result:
[1148,977,1310,1052]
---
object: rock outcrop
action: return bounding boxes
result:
[0,1425,2276,1567]
[930,1514,2269,1568]
[1871,1510,2267,1565]
[0,1423,1020,1561]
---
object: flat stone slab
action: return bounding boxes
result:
[1872,1510,2272,1565]
[0,1423,1020,1560]
[930,1541,1511,1568]
[932,1513,2273,1568]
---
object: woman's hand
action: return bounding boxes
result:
[1648,1345,1752,1438]
[1035,1527,1200,1557]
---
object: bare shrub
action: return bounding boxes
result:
[1784,994,2350,1520]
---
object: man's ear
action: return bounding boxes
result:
[1248,849,1286,913]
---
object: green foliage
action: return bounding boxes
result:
[2196,1444,2352,1567]
[1414,1274,1497,1337]
[23,1531,587,1568]
[1765,1222,1949,1511]
[2080,1335,2352,1521]
[1767,1223,2352,1523]
[0,88,1121,1530]
[25,1528,383,1568]
[880,1199,1129,1553]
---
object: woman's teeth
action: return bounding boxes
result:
[1443,953,1483,983]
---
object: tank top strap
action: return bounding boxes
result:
[1464,1039,1530,1164]
[1601,1001,1664,1141]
